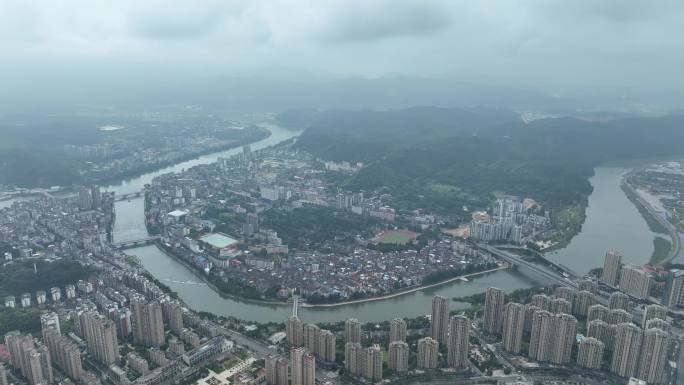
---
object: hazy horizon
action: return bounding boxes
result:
[1,1,683,112]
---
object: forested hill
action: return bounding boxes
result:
[288,108,684,215]
[289,106,521,162]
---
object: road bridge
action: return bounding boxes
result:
[495,244,579,278]
[477,244,578,289]
[113,191,144,201]
[110,236,160,249]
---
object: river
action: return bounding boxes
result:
[115,198,544,323]
[107,123,544,322]
[117,194,544,323]
[104,122,295,196]
[547,167,659,275]
[128,244,542,323]
[106,127,657,323]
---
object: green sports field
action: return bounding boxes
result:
[376,230,418,245]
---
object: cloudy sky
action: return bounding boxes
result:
[1,0,682,95]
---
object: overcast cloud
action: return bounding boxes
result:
[0,0,682,95]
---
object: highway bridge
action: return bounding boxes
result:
[477,244,578,289]
[496,244,580,278]
[110,236,160,249]
[113,191,145,201]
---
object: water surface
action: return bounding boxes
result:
[548,167,657,274]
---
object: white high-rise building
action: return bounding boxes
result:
[523,304,541,332]
[131,298,165,348]
[430,296,449,344]
[529,311,577,364]
[363,345,383,382]
[301,353,315,385]
[344,318,362,344]
[316,329,336,362]
[265,355,278,385]
[276,358,288,385]
[609,309,632,325]
[587,319,615,351]
[388,342,409,373]
[554,286,576,304]
[303,324,319,355]
[578,279,598,294]
[291,347,315,385]
[609,291,630,310]
[530,294,551,311]
[389,318,407,342]
[78,311,120,365]
[665,270,684,308]
[636,328,669,384]
[290,347,305,385]
[645,318,670,333]
[577,337,604,369]
[0,364,8,385]
[587,304,611,323]
[483,287,505,334]
[4,331,54,385]
[447,315,469,369]
[573,290,595,317]
[550,297,572,315]
[40,313,61,334]
[601,249,622,286]
[619,265,651,299]
[502,303,525,353]
[642,304,667,327]
[610,323,643,379]
[552,313,578,365]
[286,316,304,346]
[344,343,363,376]
[417,337,439,369]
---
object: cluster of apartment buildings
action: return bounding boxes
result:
[63,118,266,184]
[263,299,318,385]
[265,249,678,384]
[469,197,550,245]
[144,145,505,303]
[4,284,80,309]
[484,281,673,384]
[0,189,115,258]
[2,268,233,385]
[600,249,654,299]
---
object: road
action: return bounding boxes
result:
[399,373,610,385]
[302,266,508,308]
[477,244,578,289]
[219,327,338,383]
[676,335,684,385]
[623,171,682,264]
[219,327,277,358]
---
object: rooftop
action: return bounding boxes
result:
[168,209,188,218]
[199,233,239,249]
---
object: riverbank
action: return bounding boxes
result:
[542,199,588,253]
[545,167,662,274]
[152,241,289,306]
[89,128,270,187]
[110,122,541,323]
[621,173,681,265]
[152,240,512,308]
[300,265,509,308]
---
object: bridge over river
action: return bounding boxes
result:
[477,243,579,289]
[113,191,145,201]
[110,236,160,249]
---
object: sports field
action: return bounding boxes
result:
[376,230,418,245]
